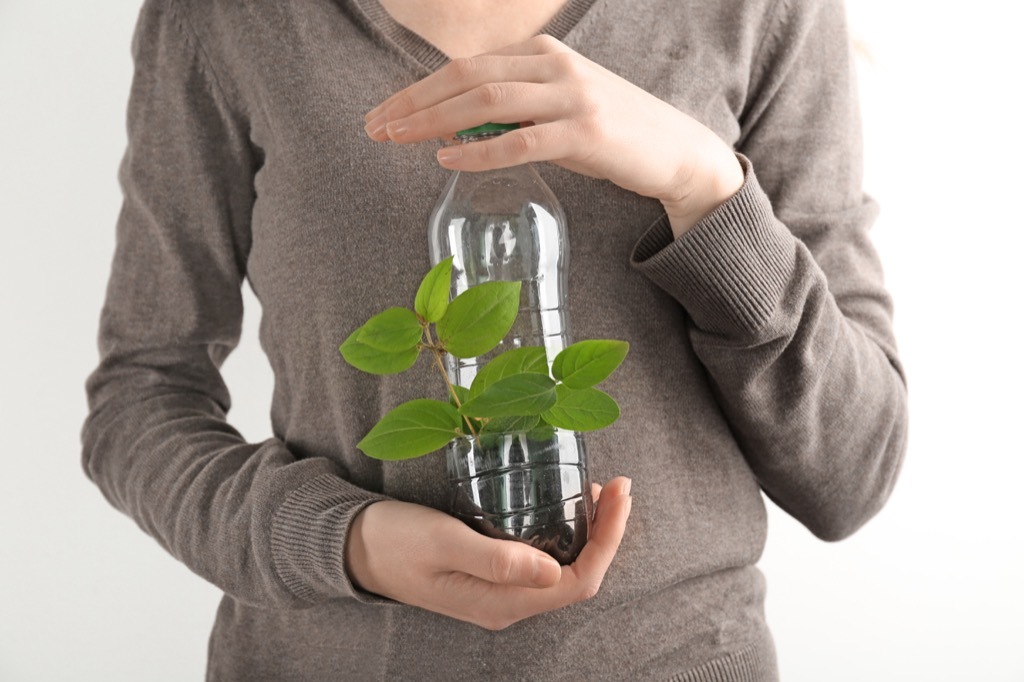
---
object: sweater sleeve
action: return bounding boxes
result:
[630,0,907,541]
[81,0,388,607]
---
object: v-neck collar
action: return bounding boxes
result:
[346,0,599,72]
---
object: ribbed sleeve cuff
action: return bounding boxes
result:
[630,155,797,339]
[270,473,391,604]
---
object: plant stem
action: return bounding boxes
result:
[423,324,477,438]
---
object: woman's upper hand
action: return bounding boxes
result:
[344,476,632,631]
[363,35,742,236]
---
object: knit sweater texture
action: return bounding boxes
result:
[82,0,908,679]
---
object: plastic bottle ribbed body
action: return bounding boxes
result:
[427,138,592,564]
[429,160,570,381]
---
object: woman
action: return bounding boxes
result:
[83,0,907,679]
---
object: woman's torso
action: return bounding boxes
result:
[192,0,777,678]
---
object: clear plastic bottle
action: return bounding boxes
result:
[428,123,593,564]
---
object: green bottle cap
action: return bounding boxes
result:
[456,122,520,137]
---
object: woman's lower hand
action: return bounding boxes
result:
[344,476,632,630]
[363,35,742,236]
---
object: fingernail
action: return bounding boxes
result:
[437,146,462,163]
[364,114,387,138]
[364,107,382,123]
[385,120,408,138]
[623,478,632,496]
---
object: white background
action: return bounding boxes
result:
[2,1,1022,680]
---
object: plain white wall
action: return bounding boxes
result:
[2,1,1022,680]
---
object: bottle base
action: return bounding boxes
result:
[446,432,593,565]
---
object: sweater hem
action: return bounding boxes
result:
[667,639,778,682]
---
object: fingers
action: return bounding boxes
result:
[377,81,573,146]
[364,36,570,124]
[434,121,587,171]
[439,521,562,588]
[565,475,633,600]
[361,36,608,175]
[365,54,560,131]
[577,476,632,578]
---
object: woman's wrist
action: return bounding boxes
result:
[343,500,381,594]
[659,135,744,239]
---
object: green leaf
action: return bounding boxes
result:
[552,340,629,389]
[469,346,548,399]
[478,432,503,450]
[526,417,556,442]
[459,373,556,418]
[435,281,521,358]
[480,414,540,436]
[542,385,620,432]
[448,384,480,435]
[357,399,461,460]
[355,307,423,352]
[415,256,454,323]
[449,384,471,407]
[340,334,420,375]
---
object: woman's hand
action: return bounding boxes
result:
[344,476,632,631]
[363,35,743,236]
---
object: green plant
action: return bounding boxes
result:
[340,256,628,461]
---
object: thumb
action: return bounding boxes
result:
[442,523,562,588]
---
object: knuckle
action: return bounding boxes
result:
[475,82,506,108]
[489,546,516,584]
[531,34,563,53]
[422,104,446,129]
[575,83,603,115]
[575,114,605,142]
[578,578,603,602]
[550,51,582,78]
[388,90,416,119]
[448,56,478,82]
[504,129,536,161]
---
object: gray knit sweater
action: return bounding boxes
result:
[82,0,907,679]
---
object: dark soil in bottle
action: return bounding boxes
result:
[447,431,593,565]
